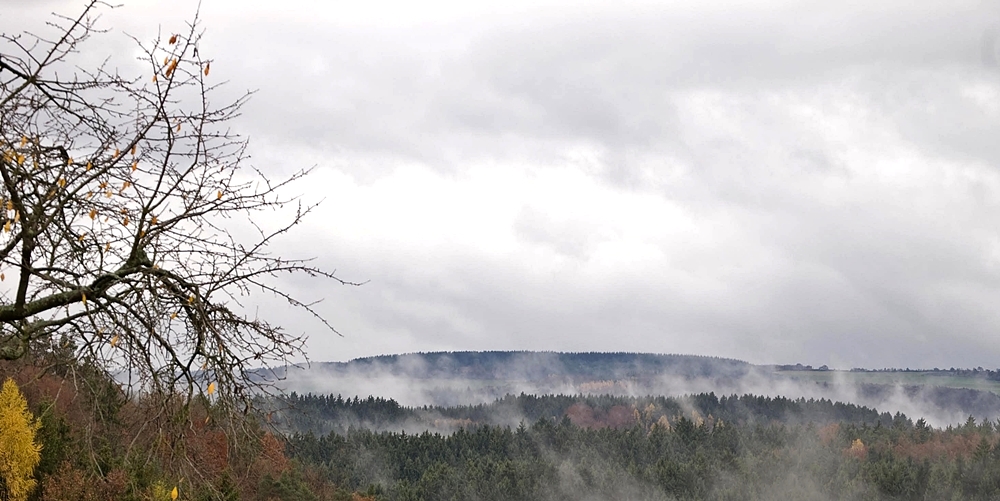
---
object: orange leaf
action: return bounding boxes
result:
[169,34,178,45]
[204,62,210,76]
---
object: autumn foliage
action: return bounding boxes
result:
[0,378,41,501]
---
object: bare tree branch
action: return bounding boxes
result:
[0,2,356,418]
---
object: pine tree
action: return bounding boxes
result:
[0,379,42,501]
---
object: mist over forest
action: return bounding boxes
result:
[273,351,1000,428]
[252,351,1000,500]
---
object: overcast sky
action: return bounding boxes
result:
[9,0,1000,368]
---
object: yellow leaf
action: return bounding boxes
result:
[176,123,181,132]
[205,415,211,424]
[81,292,87,305]
[86,191,93,199]
[131,145,137,156]
[122,216,129,226]
[57,178,66,188]
[19,135,27,147]
[16,154,24,166]
[216,190,222,200]
[86,161,92,171]
[204,62,210,76]
[171,486,178,500]
[113,148,120,158]
[121,181,131,191]
[4,221,10,233]
[78,233,85,241]
[132,160,138,171]
[207,382,216,395]
[13,211,19,223]
[110,335,119,347]
[99,181,108,189]
[105,191,112,198]
[150,216,158,225]
[170,312,178,320]
[152,74,158,82]
[89,209,97,220]
[163,56,170,66]
[105,243,111,252]
[67,157,73,165]
[188,295,195,304]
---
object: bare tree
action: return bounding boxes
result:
[0,2,350,411]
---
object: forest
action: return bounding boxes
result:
[10,346,1000,500]
[282,392,1000,501]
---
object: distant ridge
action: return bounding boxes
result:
[308,351,752,381]
[270,350,1000,422]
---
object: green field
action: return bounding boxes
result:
[775,370,1000,395]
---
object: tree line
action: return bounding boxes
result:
[285,394,1000,501]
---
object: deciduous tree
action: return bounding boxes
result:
[0,378,41,501]
[0,1,352,413]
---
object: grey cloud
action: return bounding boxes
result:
[228,2,992,158]
[11,1,1000,369]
